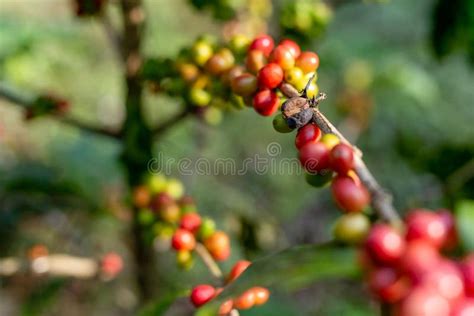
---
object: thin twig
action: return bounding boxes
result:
[194,243,223,279]
[153,108,191,137]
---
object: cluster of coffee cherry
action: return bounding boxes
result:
[132,175,270,314]
[361,209,474,316]
[190,260,270,314]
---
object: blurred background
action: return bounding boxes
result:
[0,0,473,315]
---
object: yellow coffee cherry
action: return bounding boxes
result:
[320,133,340,150]
[165,178,185,199]
[284,67,304,87]
[333,213,371,245]
[229,34,250,54]
[192,41,213,66]
[147,174,167,194]
[189,88,211,107]
[306,83,319,98]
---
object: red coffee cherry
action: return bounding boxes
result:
[180,213,202,234]
[405,209,448,248]
[329,143,354,174]
[252,287,270,306]
[399,240,441,282]
[234,289,256,310]
[364,224,405,265]
[172,229,196,251]
[150,192,174,212]
[461,254,474,297]
[298,141,330,173]
[422,259,464,303]
[258,63,284,89]
[253,89,280,116]
[368,267,410,303]
[398,286,450,316]
[228,260,251,283]
[249,35,274,57]
[437,209,458,250]
[101,252,123,278]
[331,175,370,213]
[205,51,234,75]
[231,73,258,97]
[190,284,216,307]
[204,231,231,261]
[270,45,295,70]
[296,51,320,73]
[218,299,234,315]
[246,50,267,74]
[280,39,301,58]
[451,298,474,316]
[295,123,321,149]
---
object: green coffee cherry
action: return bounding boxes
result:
[146,174,167,194]
[165,178,184,199]
[176,250,194,270]
[272,114,294,133]
[137,208,155,225]
[305,171,333,187]
[333,213,371,245]
[198,217,216,240]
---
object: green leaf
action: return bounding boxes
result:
[456,200,474,251]
[200,243,359,314]
[137,289,189,316]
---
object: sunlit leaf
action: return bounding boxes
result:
[456,200,474,251]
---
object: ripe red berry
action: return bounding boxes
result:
[190,284,216,307]
[231,73,258,96]
[331,175,370,213]
[364,224,405,265]
[204,231,231,261]
[295,123,321,149]
[258,63,284,89]
[451,298,474,316]
[218,299,234,315]
[101,252,123,278]
[398,286,450,316]
[296,51,320,73]
[399,240,441,282]
[249,35,274,57]
[329,143,354,174]
[253,89,280,116]
[234,289,256,310]
[172,229,196,251]
[437,209,458,250]
[180,213,202,233]
[228,260,251,283]
[298,141,330,173]
[246,49,267,74]
[461,254,474,297]
[270,45,295,70]
[405,209,448,248]
[422,259,464,303]
[368,267,410,303]
[280,39,301,58]
[252,287,270,306]
[150,192,173,211]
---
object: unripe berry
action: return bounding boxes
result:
[190,284,216,307]
[231,73,258,96]
[229,34,250,54]
[284,67,304,87]
[234,289,256,310]
[172,229,196,251]
[270,45,295,70]
[176,250,194,270]
[253,89,279,116]
[298,141,330,173]
[132,185,151,208]
[258,63,284,89]
[399,240,441,282]
[246,50,267,74]
[205,49,234,75]
[368,267,410,303]
[165,178,184,199]
[405,209,448,248]
[280,39,301,58]
[305,170,333,187]
[178,195,197,213]
[333,213,371,245]
[222,65,244,86]
[198,217,216,240]
[329,143,354,174]
[273,114,294,133]
[320,133,340,150]
[227,260,251,283]
[180,213,202,233]
[160,203,181,223]
[178,63,200,83]
[192,41,214,66]
[249,35,274,57]
[150,192,173,212]
[204,231,231,261]
[331,175,370,213]
[252,287,270,306]
[305,82,319,98]
[295,123,321,149]
[146,174,167,193]
[189,87,211,107]
[296,51,320,73]
[365,224,405,265]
